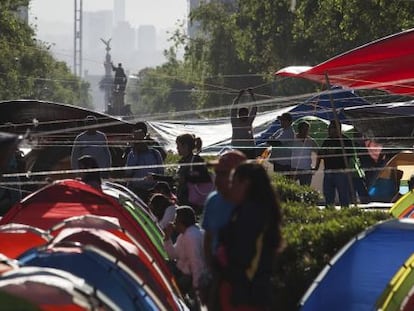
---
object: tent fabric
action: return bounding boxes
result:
[276,28,414,95]
[51,228,184,310]
[0,266,119,311]
[343,101,414,148]
[19,245,162,311]
[0,179,170,275]
[390,191,414,218]
[0,223,51,259]
[256,88,365,144]
[0,291,40,311]
[376,253,414,311]
[300,219,414,311]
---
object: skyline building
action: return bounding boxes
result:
[113,0,126,26]
[138,25,157,52]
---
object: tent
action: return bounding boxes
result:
[0,266,120,311]
[276,28,414,95]
[48,215,183,302]
[300,219,414,311]
[50,228,185,310]
[0,179,171,278]
[0,291,39,311]
[256,87,366,144]
[0,223,51,258]
[19,244,163,311]
[376,253,414,311]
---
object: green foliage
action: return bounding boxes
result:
[274,202,391,310]
[133,0,414,115]
[0,2,91,108]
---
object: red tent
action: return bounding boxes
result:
[0,223,51,258]
[276,28,414,95]
[0,179,171,278]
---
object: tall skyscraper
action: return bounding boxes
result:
[138,25,156,52]
[113,0,126,26]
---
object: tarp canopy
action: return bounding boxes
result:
[276,28,414,95]
[300,219,414,311]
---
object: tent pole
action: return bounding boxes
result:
[324,73,356,207]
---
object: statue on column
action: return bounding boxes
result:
[99,38,113,112]
[111,62,127,92]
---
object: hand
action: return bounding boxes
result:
[246,88,254,95]
[163,223,175,240]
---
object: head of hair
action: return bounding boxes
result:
[232,162,283,251]
[78,155,98,169]
[298,121,310,132]
[238,107,249,118]
[175,206,196,228]
[118,63,122,67]
[148,193,171,221]
[133,122,148,135]
[176,133,202,154]
[84,115,97,126]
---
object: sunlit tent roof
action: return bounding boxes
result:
[0,266,119,311]
[300,219,414,311]
[377,253,414,311]
[19,245,162,311]
[391,190,414,219]
[276,28,414,95]
[0,223,51,259]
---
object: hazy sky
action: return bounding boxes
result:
[29,0,188,29]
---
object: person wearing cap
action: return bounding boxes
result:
[291,121,318,186]
[149,181,177,203]
[77,155,102,191]
[267,112,295,175]
[230,89,258,159]
[125,121,164,202]
[315,120,353,208]
[71,115,112,179]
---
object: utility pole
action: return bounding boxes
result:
[74,0,83,77]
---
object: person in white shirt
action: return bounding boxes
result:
[291,121,319,186]
[163,206,206,295]
[71,115,112,178]
[148,193,176,230]
[267,112,295,175]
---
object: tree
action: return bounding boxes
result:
[0,0,91,108]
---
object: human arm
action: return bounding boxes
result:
[247,88,258,120]
[186,229,206,288]
[71,136,81,170]
[163,223,178,259]
[102,134,112,168]
[231,89,245,120]
[159,205,176,230]
[153,149,164,175]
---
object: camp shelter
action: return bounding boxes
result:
[300,219,414,311]
[19,244,164,311]
[101,181,166,258]
[376,253,414,311]
[0,223,51,258]
[256,87,365,144]
[390,191,414,218]
[0,179,171,278]
[0,266,119,311]
[50,228,186,311]
[369,151,414,202]
[0,253,18,275]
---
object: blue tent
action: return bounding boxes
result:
[256,87,370,144]
[19,245,162,311]
[300,219,414,311]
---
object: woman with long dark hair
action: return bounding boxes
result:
[216,162,283,311]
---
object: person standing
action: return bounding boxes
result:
[315,120,353,208]
[267,112,295,175]
[216,163,283,311]
[231,89,258,159]
[125,122,164,202]
[176,133,212,213]
[200,150,246,309]
[71,115,112,178]
[291,121,318,186]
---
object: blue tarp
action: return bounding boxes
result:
[256,87,370,144]
[301,219,414,311]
